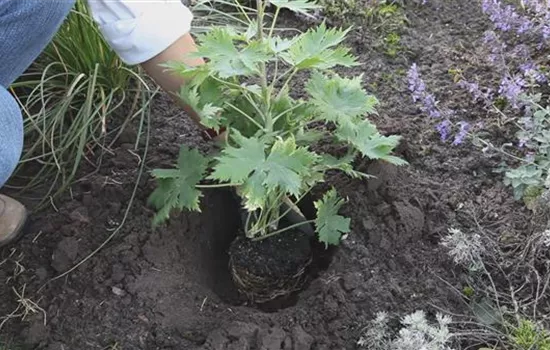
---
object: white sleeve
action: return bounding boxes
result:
[87,0,194,65]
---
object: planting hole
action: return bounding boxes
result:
[206,192,336,312]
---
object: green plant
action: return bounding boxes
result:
[10,0,152,204]
[148,0,405,245]
[502,94,550,200]
[364,1,404,28]
[384,32,401,57]
[191,0,258,33]
[462,285,475,299]
[358,311,456,350]
[512,319,550,350]
[319,0,358,18]
[317,0,407,34]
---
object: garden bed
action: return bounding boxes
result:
[0,0,538,349]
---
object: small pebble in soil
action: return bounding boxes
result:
[112,286,126,296]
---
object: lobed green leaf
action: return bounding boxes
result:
[314,189,351,247]
[194,27,272,78]
[148,146,209,226]
[281,23,357,70]
[209,133,318,210]
[306,71,378,124]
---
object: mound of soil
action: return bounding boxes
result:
[0,0,533,349]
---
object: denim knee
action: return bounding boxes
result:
[0,0,76,86]
[0,87,23,188]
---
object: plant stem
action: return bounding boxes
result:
[268,7,281,39]
[225,102,265,130]
[276,68,298,100]
[243,93,267,124]
[196,183,239,188]
[251,220,315,241]
[256,0,272,131]
[272,101,306,124]
[271,67,293,88]
[247,188,313,237]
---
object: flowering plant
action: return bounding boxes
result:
[408,0,550,200]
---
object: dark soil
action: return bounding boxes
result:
[230,231,312,280]
[229,228,312,305]
[0,0,535,349]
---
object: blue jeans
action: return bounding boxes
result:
[0,0,75,187]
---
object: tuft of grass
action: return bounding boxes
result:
[439,215,550,350]
[9,0,153,206]
[191,0,257,33]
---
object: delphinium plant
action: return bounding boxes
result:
[147,0,405,301]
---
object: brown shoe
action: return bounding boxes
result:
[0,195,28,248]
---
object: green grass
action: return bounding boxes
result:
[191,0,257,33]
[9,0,153,205]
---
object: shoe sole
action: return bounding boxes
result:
[0,209,28,248]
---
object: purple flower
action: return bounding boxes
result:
[512,44,531,59]
[407,63,425,102]
[482,0,534,35]
[407,65,470,146]
[422,94,441,118]
[483,31,506,63]
[436,120,452,141]
[457,80,494,105]
[523,0,549,13]
[519,61,547,83]
[453,121,471,145]
[499,75,526,108]
[458,80,482,101]
[518,20,534,34]
[407,64,442,118]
